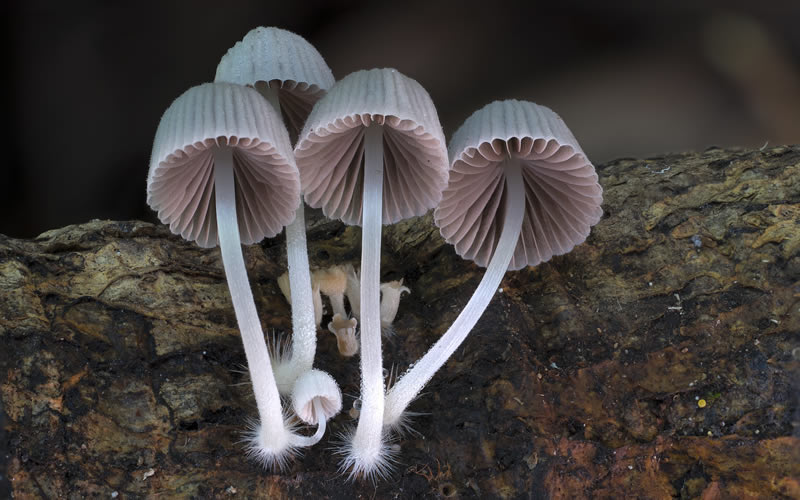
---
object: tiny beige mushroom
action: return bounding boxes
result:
[328,313,359,357]
[380,279,410,332]
[314,265,349,318]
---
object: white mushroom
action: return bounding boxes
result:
[379,279,410,333]
[290,369,343,446]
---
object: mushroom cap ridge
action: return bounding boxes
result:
[214,26,335,141]
[147,82,300,248]
[435,100,603,270]
[294,68,449,226]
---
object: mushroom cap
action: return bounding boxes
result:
[147,82,300,248]
[291,369,343,425]
[313,265,348,297]
[434,100,603,270]
[214,27,335,139]
[294,68,449,226]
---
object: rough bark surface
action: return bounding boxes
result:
[1,146,799,499]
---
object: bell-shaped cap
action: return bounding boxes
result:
[294,68,449,226]
[147,82,300,248]
[291,369,343,425]
[215,27,335,139]
[435,100,603,270]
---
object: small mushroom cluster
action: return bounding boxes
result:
[276,263,409,358]
[146,27,602,481]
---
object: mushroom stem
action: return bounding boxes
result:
[261,85,317,393]
[212,146,288,449]
[345,264,361,318]
[383,157,526,429]
[279,199,317,390]
[329,292,348,319]
[288,398,327,447]
[350,123,387,469]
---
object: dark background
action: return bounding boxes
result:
[3,0,800,239]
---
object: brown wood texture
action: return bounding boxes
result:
[1,146,799,499]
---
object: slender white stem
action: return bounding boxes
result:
[260,85,317,393]
[213,146,286,439]
[279,199,317,391]
[351,123,386,464]
[288,399,327,448]
[383,158,526,427]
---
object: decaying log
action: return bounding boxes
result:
[1,146,799,498]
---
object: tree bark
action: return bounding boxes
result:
[1,146,799,499]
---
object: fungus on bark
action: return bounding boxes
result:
[215,26,335,395]
[147,81,305,469]
[382,100,603,432]
[294,68,449,480]
[290,369,343,446]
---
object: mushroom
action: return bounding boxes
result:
[379,279,410,334]
[215,26,335,395]
[344,263,361,318]
[290,369,343,446]
[328,313,359,357]
[295,68,449,479]
[315,265,360,354]
[147,82,304,468]
[341,264,409,335]
[215,26,335,142]
[382,100,603,432]
[313,265,349,318]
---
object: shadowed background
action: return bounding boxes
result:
[3,0,800,238]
